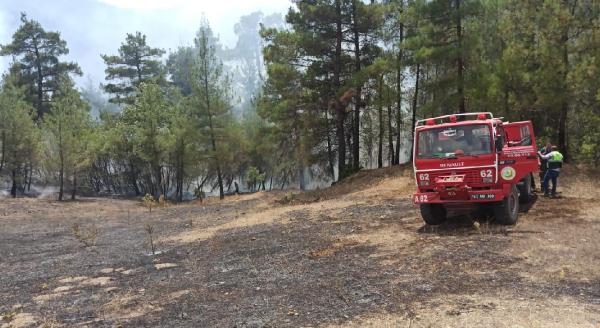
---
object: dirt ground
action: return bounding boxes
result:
[1,165,599,327]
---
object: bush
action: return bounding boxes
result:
[142,194,155,212]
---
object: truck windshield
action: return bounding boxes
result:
[417,124,492,159]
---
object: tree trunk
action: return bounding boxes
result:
[387,88,395,165]
[58,121,64,201]
[394,2,404,165]
[32,36,45,119]
[334,0,346,180]
[203,57,225,199]
[378,76,384,168]
[71,172,77,200]
[394,54,403,165]
[176,145,184,202]
[346,120,353,169]
[410,63,421,162]
[0,131,5,173]
[213,142,224,199]
[325,108,336,179]
[455,0,465,113]
[27,162,33,191]
[58,166,64,201]
[129,161,141,196]
[280,172,288,190]
[558,27,570,161]
[299,167,305,191]
[351,0,362,171]
[226,176,234,192]
[11,169,17,198]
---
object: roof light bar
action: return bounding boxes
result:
[415,112,494,127]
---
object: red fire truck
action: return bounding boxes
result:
[412,112,538,225]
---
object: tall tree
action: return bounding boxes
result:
[0,73,40,197]
[0,13,81,119]
[405,0,480,115]
[167,24,224,97]
[121,82,173,198]
[102,32,165,105]
[168,101,200,202]
[385,0,407,165]
[189,23,234,200]
[259,23,327,189]
[42,79,91,201]
[284,0,355,179]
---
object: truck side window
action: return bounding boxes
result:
[520,126,532,146]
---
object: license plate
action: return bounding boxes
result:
[472,194,495,200]
[437,175,464,183]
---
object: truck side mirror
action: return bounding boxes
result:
[495,136,504,152]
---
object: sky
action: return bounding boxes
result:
[0,0,291,86]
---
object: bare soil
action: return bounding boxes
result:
[1,165,599,327]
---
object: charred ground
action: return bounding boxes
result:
[1,165,599,327]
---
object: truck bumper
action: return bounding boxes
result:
[413,188,507,204]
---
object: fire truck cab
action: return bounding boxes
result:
[412,112,538,225]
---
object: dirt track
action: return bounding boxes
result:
[1,166,599,327]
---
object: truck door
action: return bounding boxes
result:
[499,121,539,183]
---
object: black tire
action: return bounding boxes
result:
[518,173,533,203]
[494,185,519,225]
[420,204,447,225]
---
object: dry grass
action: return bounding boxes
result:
[558,165,600,199]
[278,164,413,204]
[71,222,99,248]
[144,222,157,255]
[0,165,599,327]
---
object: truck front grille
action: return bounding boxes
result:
[426,169,493,187]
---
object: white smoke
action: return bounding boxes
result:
[31,186,58,199]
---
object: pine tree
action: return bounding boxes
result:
[0,13,81,119]
[189,23,233,200]
[42,78,91,201]
[404,0,480,115]
[121,82,173,198]
[167,96,200,202]
[0,73,40,197]
[102,32,165,105]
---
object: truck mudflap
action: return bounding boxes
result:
[413,189,505,204]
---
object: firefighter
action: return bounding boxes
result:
[539,145,563,197]
[538,142,552,193]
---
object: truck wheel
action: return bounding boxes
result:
[494,185,519,225]
[420,204,447,225]
[518,173,533,203]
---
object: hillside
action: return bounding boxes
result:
[1,165,599,327]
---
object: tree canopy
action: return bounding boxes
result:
[0,3,599,200]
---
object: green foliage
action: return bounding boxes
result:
[42,78,93,200]
[102,31,165,105]
[3,2,600,203]
[142,193,155,212]
[0,13,81,118]
[186,22,235,199]
[246,166,266,191]
[0,73,40,197]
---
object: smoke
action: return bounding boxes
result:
[31,186,58,199]
[0,0,290,87]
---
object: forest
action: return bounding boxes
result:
[0,0,599,201]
